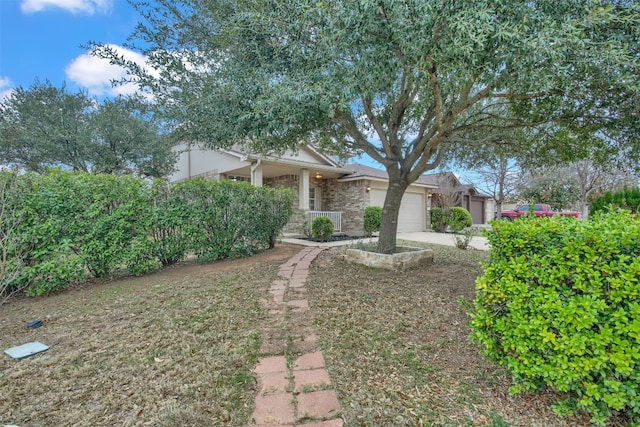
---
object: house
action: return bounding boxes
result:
[170,143,438,234]
[422,172,494,224]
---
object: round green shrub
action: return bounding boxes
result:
[469,211,640,425]
[312,216,334,242]
[431,207,447,232]
[448,207,473,232]
[363,206,382,237]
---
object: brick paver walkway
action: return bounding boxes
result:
[250,247,343,427]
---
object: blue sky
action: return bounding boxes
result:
[0,0,388,168]
[0,0,472,179]
[0,0,146,100]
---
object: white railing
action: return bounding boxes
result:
[306,211,343,232]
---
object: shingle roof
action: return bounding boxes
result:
[420,172,458,187]
[422,172,493,199]
[340,163,437,187]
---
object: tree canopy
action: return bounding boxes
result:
[94,0,640,252]
[0,80,175,178]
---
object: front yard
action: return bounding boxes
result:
[0,245,300,426]
[0,242,627,426]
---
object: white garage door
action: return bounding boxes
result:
[370,189,425,232]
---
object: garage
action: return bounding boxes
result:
[370,188,425,232]
[469,198,485,224]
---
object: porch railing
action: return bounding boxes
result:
[306,211,343,232]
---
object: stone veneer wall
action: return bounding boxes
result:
[264,175,370,235]
[319,178,369,235]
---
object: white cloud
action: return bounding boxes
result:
[0,77,15,102]
[65,44,156,98]
[21,0,112,14]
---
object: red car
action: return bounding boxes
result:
[500,204,580,220]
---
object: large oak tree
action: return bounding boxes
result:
[0,81,175,178]
[95,0,639,253]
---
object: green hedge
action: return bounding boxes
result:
[591,187,640,215]
[469,212,640,425]
[1,171,294,297]
[430,207,472,232]
[363,206,382,237]
[431,207,447,232]
[448,207,473,231]
[173,179,294,261]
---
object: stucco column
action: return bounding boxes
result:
[299,169,310,210]
[251,160,263,187]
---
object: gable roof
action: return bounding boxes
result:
[423,172,492,198]
[339,164,438,189]
[420,172,460,187]
[227,144,342,168]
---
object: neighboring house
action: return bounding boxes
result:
[170,143,437,234]
[422,172,494,224]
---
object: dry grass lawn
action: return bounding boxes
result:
[0,245,300,427]
[306,241,629,427]
[1,240,630,426]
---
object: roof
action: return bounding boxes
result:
[422,172,493,199]
[227,144,343,168]
[339,164,438,188]
[421,172,459,187]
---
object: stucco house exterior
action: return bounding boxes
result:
[169,143,438,234]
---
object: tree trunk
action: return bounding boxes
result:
[495,200,503,219]
[377,178,410,254]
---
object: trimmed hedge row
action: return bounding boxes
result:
[1,171,294,297]
[591,187,640,215]
[470,211,640,425]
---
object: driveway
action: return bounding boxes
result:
[397,231,490,251]
[282,231,490,251]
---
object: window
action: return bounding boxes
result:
[225,174,250,182]
[309,187,320,211]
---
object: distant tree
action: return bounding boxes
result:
[518,169,579,211]
[0,80,93,173]
[0,81,175,177]
[518,129,639,218]
[89,95,175,178]
[93,0,640,253]
[432,174,462,210]
[476,155,520,217]
[453,141,522,216]
[552,152,639,218]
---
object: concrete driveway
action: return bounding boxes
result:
[397,231,490,251]
[282,231,491,251]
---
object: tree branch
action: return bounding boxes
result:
[361,96,389,148]
[334,108,386,164]
[427,63,444,136]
